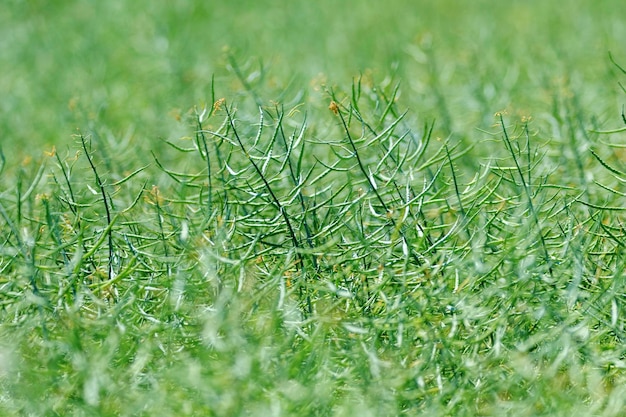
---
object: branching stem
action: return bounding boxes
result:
[80,134,114,281]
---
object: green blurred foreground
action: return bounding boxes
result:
[1,1,626,416]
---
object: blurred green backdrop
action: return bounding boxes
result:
[1,0,625,157]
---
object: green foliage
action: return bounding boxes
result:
[1,1,626,416]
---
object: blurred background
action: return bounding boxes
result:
[1,0,625,157]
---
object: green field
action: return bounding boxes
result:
[2,1,626,416]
